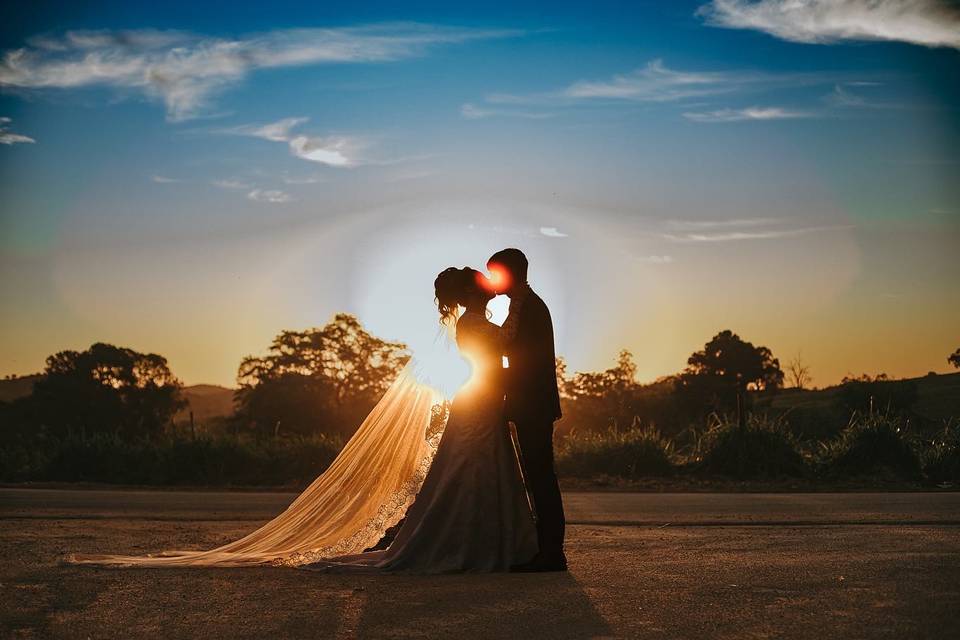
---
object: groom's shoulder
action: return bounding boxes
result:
[525,287,550,314]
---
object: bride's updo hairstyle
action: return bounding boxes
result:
[435,267,484,325]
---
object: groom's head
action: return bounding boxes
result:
[487,248,528,296]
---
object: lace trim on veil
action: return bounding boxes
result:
[275,429,443,567]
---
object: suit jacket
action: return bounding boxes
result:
[503,287,562,424]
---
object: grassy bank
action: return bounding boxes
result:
[3,414,957,489]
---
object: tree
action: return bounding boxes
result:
[566,350,637,398]
[30,343,184,438]
[949,348,960,370]
[787,352,813,390]
[561,350,642,431]
[555,357,571,399]
[676,330,784,415]
[235,314,409,437]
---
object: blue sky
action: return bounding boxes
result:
[1,0,958,387]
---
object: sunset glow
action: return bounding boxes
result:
[0,2,957,389]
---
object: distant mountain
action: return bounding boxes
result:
[0,374,43,402]
[176,384,236,424]
[0,375,235,423]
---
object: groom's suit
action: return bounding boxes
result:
[501,284,565,557]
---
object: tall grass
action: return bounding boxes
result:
[556,421,674,478]
[921,420,960,485]
[820,412,921,480]
[695,414,807,479]
[2,412,957,486]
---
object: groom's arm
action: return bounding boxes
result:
[499,285,530,347]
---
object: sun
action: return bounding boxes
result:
[411,343,477,400]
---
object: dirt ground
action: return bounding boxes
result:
[2,489,959,639]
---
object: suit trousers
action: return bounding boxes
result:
[513,416,565,556]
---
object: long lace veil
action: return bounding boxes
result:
[69,362,447,567]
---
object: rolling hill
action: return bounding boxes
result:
[0,375,236,423]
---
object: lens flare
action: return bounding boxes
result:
[485,264,511,293]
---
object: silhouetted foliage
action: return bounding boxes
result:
[923,420,960,484]
[556,421,674,478]
[17,343,184,439]
[696,414,806,479]
[560,350,640,430]
[556,350,690,438]
[0,432,341,487]
[234,314,409,437]
[949,348,960,370]
[2,319,957,487]
[837,373,918,417]
[821,412,921,480]
[786,352,813,389]
[676,330,783,417]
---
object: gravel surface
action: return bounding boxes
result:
[2,489,958,639]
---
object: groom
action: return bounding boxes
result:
[488,248,566,572]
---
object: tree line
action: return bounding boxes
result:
[1,314,957,446]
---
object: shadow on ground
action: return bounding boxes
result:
[2,491,959,639]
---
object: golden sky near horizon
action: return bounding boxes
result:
[2,198,957,389]
[1,8,959,388]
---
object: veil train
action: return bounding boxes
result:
[69,364,444,567]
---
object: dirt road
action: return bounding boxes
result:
[2,488,958,639]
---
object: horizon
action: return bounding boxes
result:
[4,315,960,392]
[1,1,959,388]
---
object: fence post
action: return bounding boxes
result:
[737,391,746,431]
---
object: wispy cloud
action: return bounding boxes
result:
[288,134,363,167]
[667,217,784,229]
[698,0,960,49]
[235,117,308,142]
[0,116,35,145]
[150,174,179,183]
[563,59,740,102]
[825,84,868,108]
[683,106,815,122]
[663,224,854,242]
[822,83,900,110]
[227,116,367,167]
[212,178,252,189]
[247,188,292,203]
[471,59,836,123]
[383,168,436,183]
[540,226,569,238]
[460,102,553,120]
[638,255,674,264]
[281,174,324,185]
[0,24,520,121]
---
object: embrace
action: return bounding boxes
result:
[72,248,566,573]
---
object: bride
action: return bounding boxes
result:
[71,266,538,573]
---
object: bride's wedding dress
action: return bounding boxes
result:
[70,309,537,573]
[311,310,538,572]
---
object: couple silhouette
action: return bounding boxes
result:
[71,248,565,573]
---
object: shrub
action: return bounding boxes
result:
[821,413,921,480]
[556,421,674,478]
[0,433,343,487]
[696,414,807,479]
[922,420,960,484]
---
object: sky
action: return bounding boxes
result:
[1,0,959,389]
